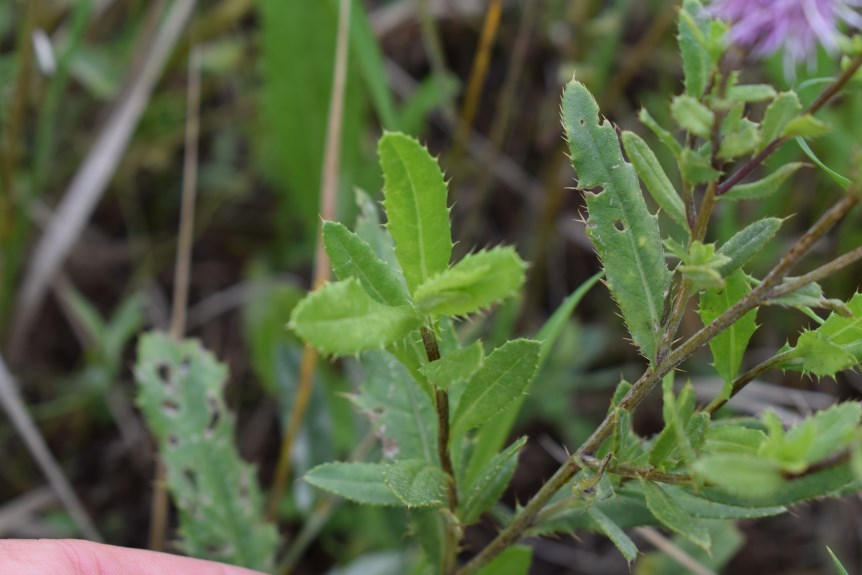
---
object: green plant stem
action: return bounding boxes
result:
[717,52,862,196]
[420,326,459,574]
[456,190,858,575]
[704,349,798,415]
[579,455,692,485]
[767,243,862,300]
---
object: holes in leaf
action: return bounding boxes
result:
[156,363,172,385]
[178,355,191,377]
[168,433,180,447]
[205,396,221,437]
[613,219,626,232]
[161,399,180,417]
[183,468,198,491]
[579,119,585,125]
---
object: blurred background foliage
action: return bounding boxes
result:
[1,0,861,573]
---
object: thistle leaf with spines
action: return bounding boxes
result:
[783,293,862,378]
[135,333,277,571]
[640,478,711,550]
[323,220,409,306]
[459,436,527,524]
[451,339,541,435]
[588,507,639,564]
[699,270,758,388]
[289,278,422,356]
[621,130,688,231]
[716,217,782,275]
[304,462,405,506]
[758,92,802,149]
[382,459,448,508]
[563,80,671,363]
[378,132,452,294]
[671,95,714,138]
[413,246,527,317]
[419,340,484,389]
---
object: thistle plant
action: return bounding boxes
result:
[132,1,862,573]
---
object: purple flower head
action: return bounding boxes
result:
[710,0,862,70]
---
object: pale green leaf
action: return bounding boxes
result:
[459,436,527,524]
[452,339,541,435]
[661,485,785,519]
[793,331,858,377]
[323,221,409,306]
[621,131,688,230]
[782,115,830,138]
[759,91,801,149]
[419,340,484,389]
[382,459,448,508]
[679,148,721,184]
[563,80,671,362]
[413,246,527,316]
[716,217,783,275]
[305,462,404,506]
[475,546,532,575]
[671,95,714,137]
[379,132,452,293]
[727,84,776,102]
[693,454,784,498]
[699,270,758,386]
[135,334,277,570]
[289,278,421,356]
[704,425,767,456]
[678,1,711,98]
[639,107,682,157]
[796,137,852,189]
[354,188,400,270]
[640,479,711,550]
[355,351,437,461]
[719,163,804,201]
[829,547,851,575]
[588,507,638,563]
[719,118,760,160]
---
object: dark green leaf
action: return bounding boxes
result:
[382,459,448,508]
[622,131,688,230]
[719,163,804,201]
[640,478,711,550]
[305,462,404,506]
[459,437,527,523]
[588,507,638,563]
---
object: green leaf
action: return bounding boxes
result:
[828,547,851,575]
[793,331,858,378]
[289,278,421,356]
[354,188,400,269]
[135,334,277,571]
[661,485,785,519]
[419,340,484,389]
[475,546,532,575]
[671,95,715,137]
[640,478,711,550]
[639,107,682,157]
[727,84,777,102]
[379,132,452,294]
[621,131,688,231]
[323,221,409,306]
[693,454,784,498]
[678,1,711,98]
[796,137,852,189]
[382,459,448,508]
[679,147,721,184]
[355,351,437,461]
[413,246,527,316]
[719,118,760,160]
[305,462,404,506]
[704,424,767,456]
[563,80,671,362]
[760,404,862,471]
[459,436,527,524]
[719,163,805,201]
[452,339,541,435]
[716,217,783,275]
[782,115,830,138]
[758,91,802,149]
[699,270,758,387]
[588,507,638,563]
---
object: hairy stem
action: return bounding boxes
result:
[457,190,858,575]
[768,243,862,300]
[420,326,459,575]
[704,349,799,415]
